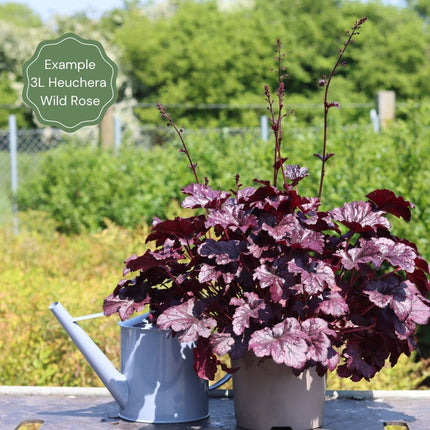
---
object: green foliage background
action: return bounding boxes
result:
[1,0,430,128]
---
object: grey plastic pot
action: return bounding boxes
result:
[233,352,326,430]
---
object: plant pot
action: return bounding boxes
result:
[232,353,326,430]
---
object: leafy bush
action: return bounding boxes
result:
[0,216,149,386]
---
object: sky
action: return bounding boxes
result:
[0,0,126,21]
[0,0,406,22]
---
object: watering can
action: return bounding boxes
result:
[49,302,230,423]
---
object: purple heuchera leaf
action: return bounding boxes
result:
[157,299,216,342]
[338,237,417,273]
[198,262,239,284]
[205,204,258,233]
[284,164,309,186]
[330,201,391,232]
[198,239,244,264]
[209,333,234,356]
[253,264,285,301]
[262,214,296,240]
[236,186,257,202]
[408,291,430,325]
[371,237,416,273]
[316,292,349,317]
[103,293,148,320]
[290,227,325,253]
[301,318,336,363]
[230,292,267,335]
[337,239,380,270]
[364,275,410,320]
[182,183,230,209]
[288,259,336,294]
[193,337,218,381]
[337,343,377,381]
[123,251,163,275]
[249,318,308,368]
[146,215,207,245]
[262,214,324,253]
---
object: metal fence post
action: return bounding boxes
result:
[114,116,121,154]
[9,114,18,234]
[260,115,269,142]
[370,109,380,133]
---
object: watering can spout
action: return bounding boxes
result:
[49,301,128,408]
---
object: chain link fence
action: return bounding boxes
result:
[0,117,268,230]
[0,123,100,227]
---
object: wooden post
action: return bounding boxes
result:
[377,91,395,129]
[99,106,114,149]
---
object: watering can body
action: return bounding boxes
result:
[49,302,227,423]
[118,313,209,422]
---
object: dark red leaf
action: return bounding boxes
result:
[193,337,218,380]
[146,215,207,245]
[367,189,414,222]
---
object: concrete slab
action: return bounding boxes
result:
[0,387,428,430]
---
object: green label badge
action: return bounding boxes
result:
[22,33,118,132]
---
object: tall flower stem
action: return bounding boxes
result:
[317,17,367,200]
[158,103,200,184]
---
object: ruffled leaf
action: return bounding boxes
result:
[331,201,391,232]
[301,318,336,363]
[182,183,230,209]
[157,299,216,342]
[199,239,245,264]
[230,292,267,335]
[249,318,308,368]
[367,189,414,222]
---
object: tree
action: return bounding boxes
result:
[109,0,430,127]
[0,3,42,27]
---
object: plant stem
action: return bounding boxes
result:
[157,103,200,184]
[318,17,367,200]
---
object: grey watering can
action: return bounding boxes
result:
[49,301,230,423]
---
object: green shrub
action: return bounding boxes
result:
[0,217,149,386]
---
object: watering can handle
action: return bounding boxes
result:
[70,308,232,390]
[209,373,231,390]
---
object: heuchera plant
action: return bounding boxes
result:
[104,18,430,382]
